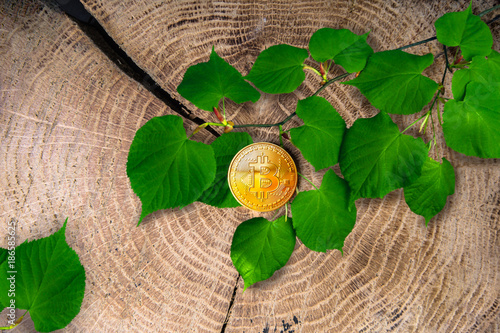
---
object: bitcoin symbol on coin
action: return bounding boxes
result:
[228,142,297,212]
[249,154,280,199]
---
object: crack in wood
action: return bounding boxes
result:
[58,0,219,137]
[220,274,240,333]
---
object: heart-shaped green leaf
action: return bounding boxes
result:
[404,158,455,225]
[245,44,309,94]
[339,112,428,204]
[443,82,500,158]
[435,5,493,60]
[198,132,253,208]
[309,28,373,73]
[343,50,438,115]
[231,216,296,291]
[127,115,216,224]
[452,50,500,101]
[177,47,260,111]
[290,96,346,171]
[0,220,86,332]
[291,170,356,253]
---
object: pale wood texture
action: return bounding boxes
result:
[1,0,499,332]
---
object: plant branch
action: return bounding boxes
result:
[233,112,297,128]
[230,4,499,131]
[396,5,498,51]
[234,73,352,129]
[298,172,318,190]
[479,4,500,17]
[487,14,500,24]
[313,72,352,96]
[442,45,450,82]
[279,125,284,147]
[397,36,438,51]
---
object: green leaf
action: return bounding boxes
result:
[291,170,356,253]
[404,158,455,225]
[339,112,428,204]
[290,96,346,171]
[177,47,260,111]
[231,216,296,291]
[309,28,373,73]
[127,115,216,224]
[452,50,500,101]
[343,50,438,115]
[0,219,86,332]
[245,44,309,94]
[435,5,493,60]
[0,247,7,266]
[442,82,500,158]
[198,132,253,208]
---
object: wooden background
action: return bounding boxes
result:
[1,0,499,331]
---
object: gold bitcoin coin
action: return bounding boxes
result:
[228,142,297,212]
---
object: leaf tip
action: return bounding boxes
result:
[137,210,148,227]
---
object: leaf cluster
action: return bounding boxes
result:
[127,6,498,290]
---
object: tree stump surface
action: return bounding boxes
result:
[0,0,499,332]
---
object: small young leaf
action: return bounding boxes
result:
[343,50,438,115]
[290,96,346,171]
[309,28,373,73]
[435,5,493,60]
[177,47,260,111]
[404,157,455,225]
[198,132,253,208]
[245,44,309,94]
[231,216,296,291]
[127,115,216,224]
[291,170,356,253]
[443,82,500,158]
[339,112,427,204]
[452,50,500,101]
[0,220,86,332]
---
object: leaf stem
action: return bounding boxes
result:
[233,112,297,128]
[0,311,27,330]
[402,112,428,133]
[479,4,500,17]
[189,122,226,138]
[437,96,442,125]
[298,172,318,190]
[303,64,323,77]
[429,112,440,157]
[279,125,284,147]
[313,72,352,96]
[285,202,289,222]
[419,112,431,133]
[487,14,500,24]
[233,72,353,129]
[442,45,450,80]
[397,36,437,51]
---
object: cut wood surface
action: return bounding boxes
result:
[0,0,499,332]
